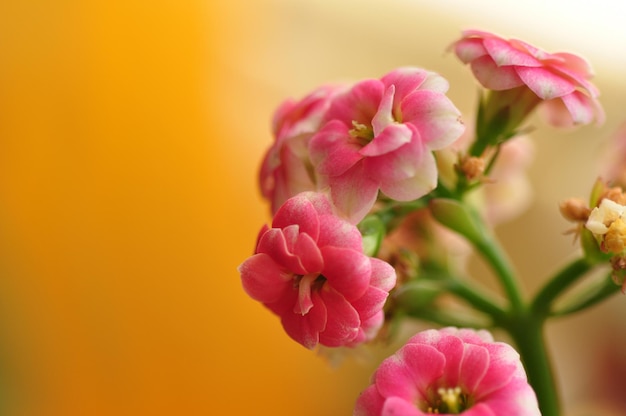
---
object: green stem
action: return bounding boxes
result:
[551,272,621,317]
[532,257,592,315]
[474,234,525,313]
[444,278,507,321]
[507,313,560,416]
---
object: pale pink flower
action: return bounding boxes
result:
[238,192,396,349]
[354,327,540,416]
[259,85,345,214]
[309,67,464,223]
[453,29,604,128]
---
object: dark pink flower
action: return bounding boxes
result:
[309,68,464,223]
[238,192,396,349]
[453,29,604,127]
[354,327,540,416]
[259,85,345,214]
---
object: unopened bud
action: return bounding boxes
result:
[459,155,486,181]
[559,198,591,222]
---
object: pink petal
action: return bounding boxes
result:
[560,91,597,125]
[271,98,297,136]
[480,377,541,416]
[406,328,442,345]
[293,273,317,315]
[380,67,429,109]
[272,196,320,241]
[550,52,593,78]
[540,98,574,127]
[376,343,446,399]
[470,56,525,90]
[373,352,423,401]
[256,228,309,275]
[364,133,423,182]
[320,246,371,300]
[300,191,336,217]
[460,402,497,416]
[377,150,438,201]
[449,327,495,344]
[458,343,490,392]
[472,344,519,398]
[419,71,451,94]
[351,286,389,321]
[264,285,297,316]
[433,334,465,387]
[400,89,464,150]
[325,79,384,125]
[361,123,413,157]
[515,66,576,100]
[280,292,327,349]
[510,38,549,60]
[371,84,396,135]
[316,213,363,250]
[369,257,397,292]
[482,37,542,67]
[317,287,360,346]
[355,310,384,343]
[328,163,380,224]
[381,397,422,416]
[454,38,488,64]
[309,120,363,177]
[354,385,385,416]
[238,253,291,303]
[292,231,325,272]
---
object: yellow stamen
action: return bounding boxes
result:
[437,387,463,414]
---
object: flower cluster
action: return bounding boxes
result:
[260,67,465,224]
[239,29,619,416]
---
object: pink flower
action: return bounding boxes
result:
[309,67,464,223]
[453,29,604,128]
[354,327,540,416]
[238,192,397,349]
[259,85,345,214]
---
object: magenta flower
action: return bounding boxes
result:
[238,192,396,349]
[309,68,464,223]
[259,85,345,214]
[453,29,604,128]
[354,327,540,416]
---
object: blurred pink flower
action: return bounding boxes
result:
[354,327,540,416]
[309,67,464,223]
[259,85,345,214]
[238,192,396,349]
[453,29,604,128]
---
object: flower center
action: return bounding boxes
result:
[349,120,374,145]
[424,386,471,414]
[293,273,327,315]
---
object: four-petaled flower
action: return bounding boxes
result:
[309,67,464,223]
[354,327,540,416]
[239,192,397,349]
[452,29,604,128]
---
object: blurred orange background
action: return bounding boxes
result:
[1,1,625,415]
